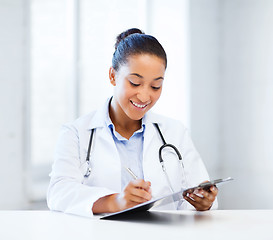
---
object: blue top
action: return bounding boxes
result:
[105,111,146,190]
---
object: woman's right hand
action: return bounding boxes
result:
[92,179,152,214]
[115,179,152,211]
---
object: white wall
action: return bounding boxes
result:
[189,0,221,177]
[219,0,273,209]
[148,0,191,128]
[0,0,29,209]
[190,0,273,209]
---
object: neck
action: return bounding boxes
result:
[109,98,141,138]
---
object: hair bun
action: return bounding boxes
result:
[115,28,144,50]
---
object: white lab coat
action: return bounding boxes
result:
[47,99,217,218]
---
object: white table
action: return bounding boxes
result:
[0,210,272,240]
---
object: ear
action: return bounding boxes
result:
[109,67,116,86]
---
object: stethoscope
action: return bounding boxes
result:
[84,123,186,193]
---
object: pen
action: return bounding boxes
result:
[124,167,138,180]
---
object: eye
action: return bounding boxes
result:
[129,81,140,87]
[152,86,161,90]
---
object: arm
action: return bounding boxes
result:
[47,125,116,217]
[47,125,152,216]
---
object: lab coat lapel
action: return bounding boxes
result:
[84,98,122,191]
[84,127,121,192]
[142,113,172,198]
[142,111,160,154]
[143,122,157,154]
[87,99,110,130]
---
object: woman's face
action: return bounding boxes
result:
[110,54,166,121]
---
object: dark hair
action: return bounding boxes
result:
[112,28,167,71]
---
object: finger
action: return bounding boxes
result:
[190,192,211,205]
[184,195,207,211]
[197,190,215,204]
[124,180,151,200]
[130,187,152,201]
[184,192,212,210]
[200,186,217,202]
[197,184,218,197]
[185,196,211,211]
[210,186,218,195]
[123,182,151,201]
[128,194,149,204]
[131,179,151,192]
[206,191,216,203]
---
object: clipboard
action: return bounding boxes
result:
[183,177,234,194]
[100,177,233,220]
[100,190,183,219]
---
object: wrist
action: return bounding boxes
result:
[92,193,119,214]
[107,193,120,212]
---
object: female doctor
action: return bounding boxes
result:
[47,28,218,218]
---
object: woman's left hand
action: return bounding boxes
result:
[183,182,218,211]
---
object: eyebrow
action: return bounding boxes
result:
[129,73,164,81]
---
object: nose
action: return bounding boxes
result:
[137,88,151,103]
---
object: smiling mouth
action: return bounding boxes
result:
[130,100,149,109]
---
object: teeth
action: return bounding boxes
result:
[131,101,147,108]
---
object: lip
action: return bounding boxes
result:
[130,100,150,109]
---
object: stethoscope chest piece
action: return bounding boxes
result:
[84,160,91,178]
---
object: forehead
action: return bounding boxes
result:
[121,54,166,75]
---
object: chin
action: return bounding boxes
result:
[126,103,153,120]
[126,111,146,121]
[129,114,144,121]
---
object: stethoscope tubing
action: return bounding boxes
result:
[84,123,184,184]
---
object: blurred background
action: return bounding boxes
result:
[0,0,272,210]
